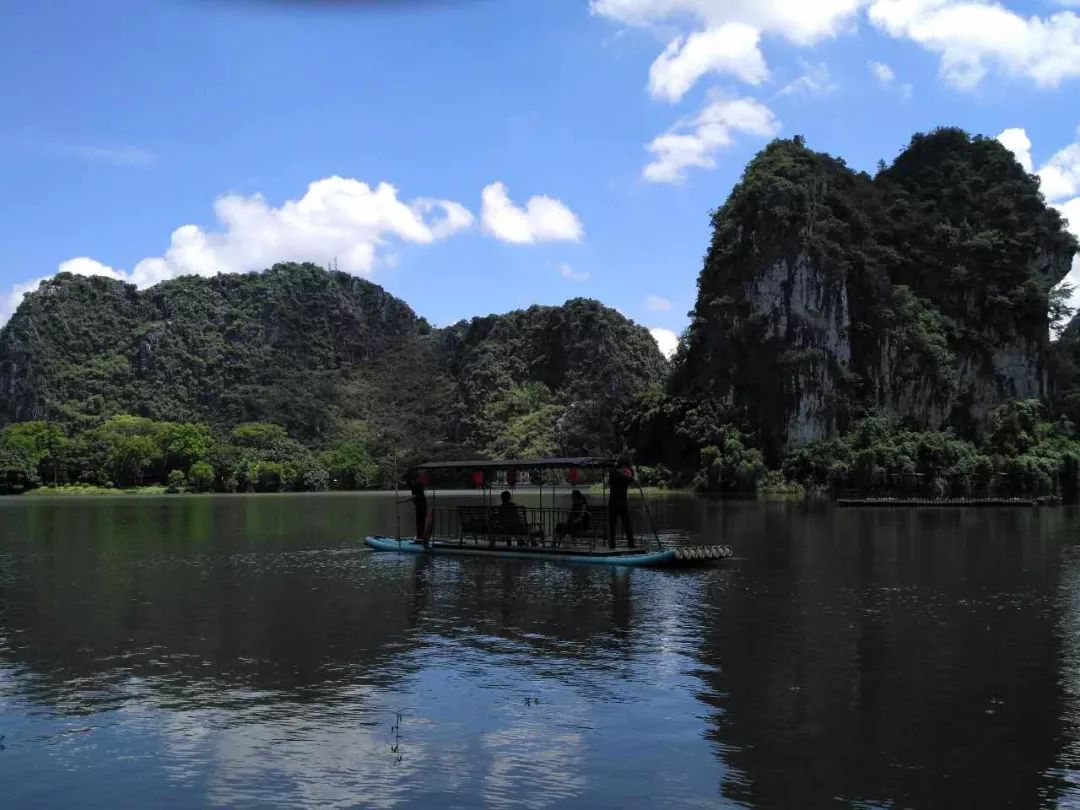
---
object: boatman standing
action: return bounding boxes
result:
[400,473,429,547]
[608,455,635,549]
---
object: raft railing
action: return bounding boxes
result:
[425,505,647,553]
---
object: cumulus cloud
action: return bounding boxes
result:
[643,96,780,184]
[777,61,837,98]
[645,294,672,311]
[480,182,584,244]
[1,177,473,325]
[593,0,862,99]
[123,177,473,289]
[997,124,1080,198]
[649,327,679,358]
[1039,127,1080,201]
[649,23,767,102]
[868,0,1080,89]
[996,127,1035,172]
[869,60,896,84]
[596,0,1080,97]
[557,262,591,281]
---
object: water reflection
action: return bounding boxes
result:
[1,495,1079,806]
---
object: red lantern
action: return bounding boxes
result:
[472,470,485,489]
[506,469,518,488]
[566,467,581,485]
[418,470,431,488]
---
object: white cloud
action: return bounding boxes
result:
[996,126,1035,171]
[593,0,863,98]
[122,178,473,288]
[1039,127,1080,201]
[480,182,584,244]
[644,294,672,311]
[558,262,591,282]
[777,61,837,98]
[649,23,767,102]
[649,327,679,358]
[869,60,896,84]
[643,96,780,184]
[868,0,1080,89]
[1,177,474,326]
[996,124,1080,199]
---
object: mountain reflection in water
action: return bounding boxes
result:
[1,493,1079,807]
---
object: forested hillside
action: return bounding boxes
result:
[0,263,665,492]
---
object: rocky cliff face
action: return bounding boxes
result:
[0,263,665,456]
[672,130,1077,462]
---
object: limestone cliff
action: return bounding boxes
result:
[671,130,1077,462]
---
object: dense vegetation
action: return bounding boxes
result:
[0,416,371,494]
[4,128,1080,499]
[0,263,665,493]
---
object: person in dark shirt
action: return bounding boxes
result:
[608,456,635,549]
[555,489,590,546]
[399,474,429,546]
[495,490,529,544]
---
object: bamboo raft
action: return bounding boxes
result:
[836,497,1047,507]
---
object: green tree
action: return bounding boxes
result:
[187,460,216,493]
[231,422,289,449]
[246,460,297,493]
[158,422,214,471]
[166,469,186,493]
[323,441,380,490]
[693,426,765,492]
[2,421,68,485]
[108,434,161,487]
[0,444,40,494]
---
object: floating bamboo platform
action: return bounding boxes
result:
[835,497,1055,507]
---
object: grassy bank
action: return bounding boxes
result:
[23,484,168,497]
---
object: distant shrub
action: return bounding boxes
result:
[165,469,186,494]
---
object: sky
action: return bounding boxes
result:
[2,0,1080,357]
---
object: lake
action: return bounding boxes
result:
[2,492,1080,808]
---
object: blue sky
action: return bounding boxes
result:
[2,0,1080,354]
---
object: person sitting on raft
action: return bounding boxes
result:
[494,490,543,546]
[555,489,589,546]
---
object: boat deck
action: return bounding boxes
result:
[426,538,648,557]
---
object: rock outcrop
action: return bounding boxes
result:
[671,130,1077,462]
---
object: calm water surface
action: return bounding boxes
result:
[3,493,1080,808]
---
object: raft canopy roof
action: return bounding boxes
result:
[417,457,616,472]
